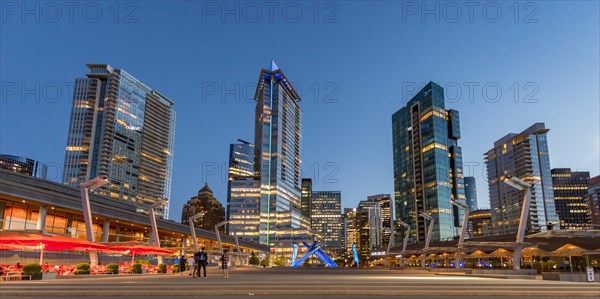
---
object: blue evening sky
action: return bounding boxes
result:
[1,1,598,220]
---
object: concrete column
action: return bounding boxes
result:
[36,206,47,230]
[101,220,111,243]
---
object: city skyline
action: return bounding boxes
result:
[1,3,598,221]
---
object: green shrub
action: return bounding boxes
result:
[172,264,180,273]
[22,263,42,275]
[249,251,260,265]
[135,260,151,266]
[74,263,90,275]
[158,263,167,273]
[106,263,119,274]
[132,263,142,274]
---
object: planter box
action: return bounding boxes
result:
[468,269,537,275]
[42,272,57,280]
[28,273,43,280]
[542,272,600,282]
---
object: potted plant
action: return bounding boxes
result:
[132,263,142,274]
[22,263,43,280]
[171,264,180,273]
[74,263,90,275]
[106,263,119,274]
[158,263,167,274]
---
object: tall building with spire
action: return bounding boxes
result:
[253,61,312,249]
[391,82,465,244]
[62,64,175,218]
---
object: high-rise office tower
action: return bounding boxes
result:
[301,178,313,221]
[392,82,465,243]
[588,176,600,226]
[464,177,479,212]
[63,64,175,218]
[311,191,342,256]
[357,200,382,263]
[253,61,311,248]
[342,208,359,262]
[0,155,47,179]
[485,123,559,235]
[366,194,392,246]
[551,168,591,229]
[226,139,260,239]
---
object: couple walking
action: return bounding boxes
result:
[187,247,208,279]
[187,247,230,279]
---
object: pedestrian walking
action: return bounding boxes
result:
[197,247,208,279]
[186,255,195,277]
[179,255,186,275]
[221,250,230,279]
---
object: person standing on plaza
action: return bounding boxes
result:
[221,250,230,279]
[186,254,195,277]
[197,247,208,279]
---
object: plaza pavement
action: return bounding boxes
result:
[0,267,598,298]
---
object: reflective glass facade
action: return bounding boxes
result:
[391,82,465,244]
[485,123,559,235]
[464,177,479,212]
[0,155,47,179]
[366,194,392,246]
[63,64,175,219]
[253,62,311,248]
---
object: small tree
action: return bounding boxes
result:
[274,255,286,267]
[172,264,180,273]
[249,251,260,265]
[132,263,142,274]
[22,263,42,275]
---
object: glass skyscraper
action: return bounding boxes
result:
[485,123,559,235]
[63,64,176,219]
[464,177,479,212]
[366,194,392,246]
[253,61,311,248]
[301,178,313,220]
[311,191,342,256]
[226,139,260,242]
[392,82,465,243]
[0,155,47,179]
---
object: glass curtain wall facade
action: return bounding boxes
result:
[62,64,175,219]
[464,177,479,212]
[366,194,392,246]
[301,178,313,220]
[253,61,311,249]
[0,155,48,179]
[485,123,559,235]
[310,191,342,256]
[357,200,382,263]
[551,168,591,229]
[392,82,465,244]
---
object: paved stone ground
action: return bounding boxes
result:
[1,267,598,298]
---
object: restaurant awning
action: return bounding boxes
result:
[0,230,108,251]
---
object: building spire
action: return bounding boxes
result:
[270,60,279,71]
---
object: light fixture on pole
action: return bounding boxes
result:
[214,220,242,266]
[79,176,109,266]
[397,220,411,267]
[188,212,205,252]
[450,199,469,269]
[148,199,167,264]
[503,175,532,270]
[419,212,434,268]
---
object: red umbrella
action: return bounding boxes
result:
[103,242,174,264]
[0,230,108,263]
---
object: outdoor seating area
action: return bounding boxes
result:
[390,243,600,274]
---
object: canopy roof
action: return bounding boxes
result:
[0,230,108,251]
[102,242,174,255]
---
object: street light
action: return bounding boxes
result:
[503,175,532,270]
[79,176,109,266]
[451,199,469,269]
[148,199,167,264]
[419,212,435,268]
[397,220,410,268]
[188,212,205,252]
